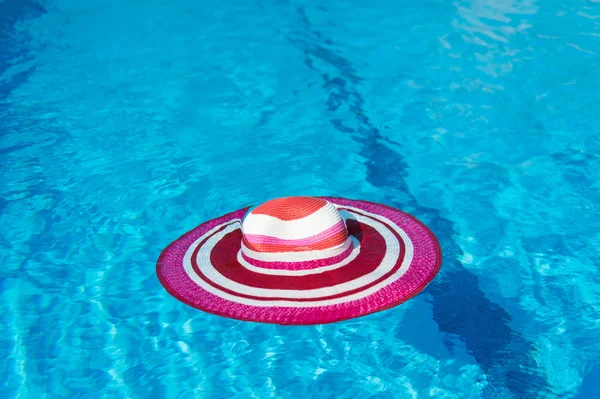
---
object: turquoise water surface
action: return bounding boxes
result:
[1,0,600,398]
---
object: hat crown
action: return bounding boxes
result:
[241,196,348,253]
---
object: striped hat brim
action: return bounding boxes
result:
[156,197,442,325]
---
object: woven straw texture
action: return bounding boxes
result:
[156,197,442,325]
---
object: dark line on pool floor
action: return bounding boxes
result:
[0,0,45,100]
[290,5,551,398]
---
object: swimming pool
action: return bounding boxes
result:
[1,0,599,397]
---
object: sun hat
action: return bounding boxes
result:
[156,196,441,325]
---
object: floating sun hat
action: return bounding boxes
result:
[156,196,441,325]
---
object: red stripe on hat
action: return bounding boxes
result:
[214,220,384,289]
[241,241,355,271]
[250,196,327,221]
[188,211,406,301]
[192,211,405,300]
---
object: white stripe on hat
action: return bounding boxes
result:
[237,236,361,276]
[196,215,398,298]
[241,201,342,240]
[182,206,414,307]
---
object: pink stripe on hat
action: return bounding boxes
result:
[156,196,442,325]
[243,220,347,247]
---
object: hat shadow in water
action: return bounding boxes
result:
[290,6,551,396]
[338,210,365,243]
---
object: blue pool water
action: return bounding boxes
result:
[1,0,600,397]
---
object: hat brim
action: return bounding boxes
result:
[156,197,442,325]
